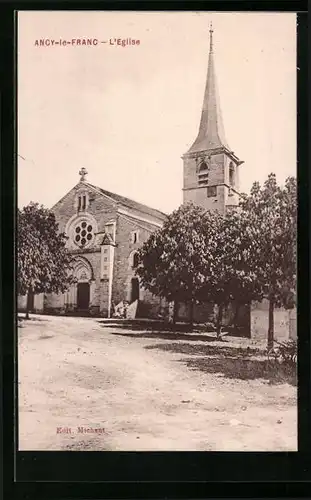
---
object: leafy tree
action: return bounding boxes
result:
[136,203,262,334]
[18,202,73,319]
[240,174,297,347]
[198,208,263,338]
[136,175,296,344]
[136,203,220,327]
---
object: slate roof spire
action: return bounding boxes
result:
[187,23,230,154]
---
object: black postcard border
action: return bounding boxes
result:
[1,1,310,498]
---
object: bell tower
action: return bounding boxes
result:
[183,24,243,213]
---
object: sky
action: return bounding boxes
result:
[18,11,297,213]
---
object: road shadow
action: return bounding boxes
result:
[145,342,263,357]
[145,342,297,386]
[18,315,48,322]
[97,319,225,342]
[97,319,215,333]
[182,356,297,386]
[104,329,218,343]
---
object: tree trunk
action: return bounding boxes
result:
[189,300,194,329]
[267,298,274,349]
[25,291,32,320]
[168,301,174,323]
[173,301,178,325]
[216,303,224,339]
[233,302,240,330]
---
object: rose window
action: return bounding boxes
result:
[74,221,94,247]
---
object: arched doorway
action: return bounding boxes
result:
[130,277,140,303]
[69,256,94,313]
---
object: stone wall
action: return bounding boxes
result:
[176,300,250,335]
[18,293,44,313]
[250,300,295,341]
[112,213,163,317]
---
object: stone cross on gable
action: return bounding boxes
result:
[79,167,88,182]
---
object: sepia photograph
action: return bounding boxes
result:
[17,11,297,452]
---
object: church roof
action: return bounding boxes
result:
[86,182,167,222]
[187,24,230,155]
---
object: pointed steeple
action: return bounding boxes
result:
[187,23,230,154]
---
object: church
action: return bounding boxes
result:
[19,26,249,325]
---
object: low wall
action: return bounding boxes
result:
[251,301,296,341]
[18,294,44,313]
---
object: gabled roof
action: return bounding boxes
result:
[118,211,161,233]
[85,182,167,222]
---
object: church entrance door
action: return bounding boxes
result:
[77,283,90,310]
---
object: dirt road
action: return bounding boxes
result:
[18,315,297,451]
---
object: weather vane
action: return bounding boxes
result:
[79,167,88,182]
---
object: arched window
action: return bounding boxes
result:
[132,252,139,268]
[198,159,210,185]
[198,161,208,172]
[76,192,89,212]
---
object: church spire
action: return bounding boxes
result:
[187,23,230,154]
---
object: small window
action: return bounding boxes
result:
[131,230,139,244]
[207,186,217,198]
[77,193,89,211]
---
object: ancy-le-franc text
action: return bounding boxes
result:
[34,38,140,47]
